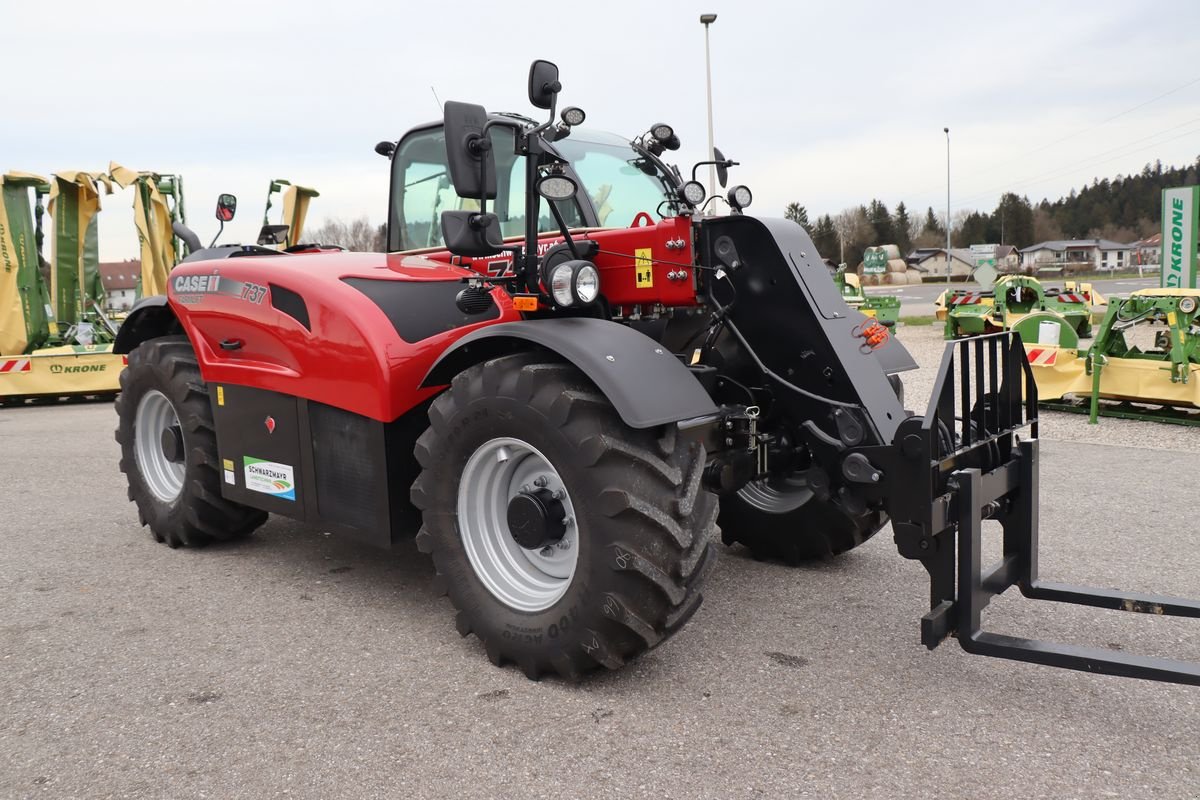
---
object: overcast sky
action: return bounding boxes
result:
[4,0,1198,260]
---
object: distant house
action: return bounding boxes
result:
[100,261,140,311]
[907,248,979,281]
[1018,239,1135,272]
[1133,233,1161,267]
[993,245,1020,271]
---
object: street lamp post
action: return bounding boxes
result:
[701,14,718,203]
[944,126,951,283]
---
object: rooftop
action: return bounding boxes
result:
[99,261,140,291]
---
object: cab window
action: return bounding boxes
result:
[389,125,583,252]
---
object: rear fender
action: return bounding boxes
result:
[113,296,185,354]
[422,318,718,429]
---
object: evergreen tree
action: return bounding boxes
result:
[784,203,809,229]
[811,214,838,259]
[922,206,943,235]
[866,199,893,245]
[892,202,913,254]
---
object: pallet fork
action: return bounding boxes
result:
[864,332,1200,685]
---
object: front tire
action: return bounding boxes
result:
[719,482,886,564]
[115,336,266,547]
[410,353,719,680]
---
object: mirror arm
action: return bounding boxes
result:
[209,219,224,249]
[522,133,542,293]
[691,159,739,183]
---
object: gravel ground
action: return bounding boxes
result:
[2,335,1198,799]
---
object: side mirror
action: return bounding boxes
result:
[215,193,237,222]
[713,147,729,189]
[443,100,496,201]
[528,59,561,110]
[258,224,290,246]
[441,210,502,258]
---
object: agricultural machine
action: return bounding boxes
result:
[830,263,900,327]
[0,171,126,403]
[1024,288,1200,425]
[112,61,1200,684]
[260,179,320,249]
[937,274,1102,339]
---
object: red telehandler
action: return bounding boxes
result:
[113,61,1200,683]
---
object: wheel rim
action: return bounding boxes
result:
[134,390,186,503]
[738,473,813,514]
[457,437,580,612]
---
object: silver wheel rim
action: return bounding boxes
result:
[457,437,580,612]
[134,390,185,503]
[738,473,813,514]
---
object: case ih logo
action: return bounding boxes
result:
[174,274,221,293]
[49,363,107,374]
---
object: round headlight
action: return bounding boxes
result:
[681,180,706,206]
[550,262,575,307]
[651,123,674,141]
[561,106,586,126]
[1181,296,1198,314]
[728,185,753,210]
[574,263,600,304]
[537,174,578,201]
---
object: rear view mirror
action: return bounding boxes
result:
[443,101,496,201]
[713,147,729,189]
[528,60,560,110]
[441,210,502,258]
[257,224,290,245]
[216,193,237,222]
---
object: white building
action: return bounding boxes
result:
[100,261,139,311]
[1017,239,1135,272]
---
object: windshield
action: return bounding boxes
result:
[554,130,678,228]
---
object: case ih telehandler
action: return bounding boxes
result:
[113,61,1200,684]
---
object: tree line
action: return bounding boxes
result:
[786,156,1200,267]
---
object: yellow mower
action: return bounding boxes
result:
[1017,288,1200,425]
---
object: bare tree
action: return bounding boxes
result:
[1031,208,1064,244]
[307,216,386,251]
[832,207,870,264]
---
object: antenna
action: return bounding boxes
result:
[430,86,443,111]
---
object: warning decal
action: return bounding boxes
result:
[634,248,654,288]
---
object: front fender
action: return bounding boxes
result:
[422,318,718,429]
[113,296,183,354]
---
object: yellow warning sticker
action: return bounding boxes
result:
[223,459,234,471]
[217,385,225,406]
[635,248,654,288]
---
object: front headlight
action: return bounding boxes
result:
[550,262,576,306]
[727,185,752,210]
[680,180,706,207]
[548,260,601,307]
[574,264,599,304]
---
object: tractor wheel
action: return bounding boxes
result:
[115,336,266,547]
[720,374,904,564]
[719,480,886,564]
[410,353,719,680]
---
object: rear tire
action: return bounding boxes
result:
[115,336,266,547]
[411,353,719,680]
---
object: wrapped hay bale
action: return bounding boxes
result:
[881,244,901,260]
[886,258,907,273]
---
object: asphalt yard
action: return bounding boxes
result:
[2,324,1198,799]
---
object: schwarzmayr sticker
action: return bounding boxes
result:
[243,456,296,501]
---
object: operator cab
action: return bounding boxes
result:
[384,123,687,253]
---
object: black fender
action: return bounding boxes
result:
[422,318,718,429]
[113,296,183,354]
